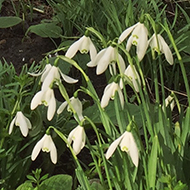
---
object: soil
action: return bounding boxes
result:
[0,0,56,72]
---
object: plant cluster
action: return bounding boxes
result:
[1,0,190,190]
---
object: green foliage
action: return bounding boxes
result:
[0,16,22,28]
[25,22,62,38]
[16,169,72,190]
[2,1,190,190]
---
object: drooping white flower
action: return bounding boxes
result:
[30,88,56,121]
[120,64,141,92]
[101,82,124,109]
[31,134,57,164]
[41,65,78,90]
[87,46,126,75]
[118,22,148,61]
[28,64,52,78]
[9,111,32,137]
[105,131,139,167]
[29,64,78,90]
[148,33,173,65]
[163,95,175,111]
[67,125,86,155]
[65,35,97,61]
[57,97,84,121]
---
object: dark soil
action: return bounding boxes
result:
[0,0,56,72]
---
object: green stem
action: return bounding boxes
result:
[85,116,113,190]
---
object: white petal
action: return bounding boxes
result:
[158,34,173,65]
[100,83,114,108]
[40,64,52,82]
[50,141,57,164]
[117,88,124,109]
[118,54,126,73]
[31,135,46,161]
[96,47,113,75]
[105,133,125,159]
[71,98,84,121]
[79,36,90,53]
[47,90,56,121]
[89,40,97,61]
[126,35,133,52]
[128,133,139,167]
[42,66,59,90]
[118,23,139,43]
[15,111,29,137]
[65,37,84,58]
[67,127,78,145]
[72,126,85,155]
[136,26,148,61]
[9,116,16,135]
[30,91,44,110]
[25,116,32,129]
[88,48,106,67]
[59,70,78,83]
[57,101,68,114]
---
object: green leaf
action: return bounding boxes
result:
[39,174,72,190]
[148,135,158,190]
[90,180,104,190]
[16,181,33,190]
[0,0,5,10]
[0,16,22,28]
[26,22,62,38]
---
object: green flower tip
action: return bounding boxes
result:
[46,127,52,135]
[155,23,161,34]
[139,14,145,23]
[84,29,90,37]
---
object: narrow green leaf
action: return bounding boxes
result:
[148,135,158,189]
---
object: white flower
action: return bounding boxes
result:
[87,46,126,75]
[67,125,86,155]
[149,33,173,65]
[163,95,175,111]
[31,134,57,164]
[105,131,139,167]
[30,88,56,121]
[118,22,148,61]
[101,82,124,109]
[120,65,141,92]
[41,65,78,90]
[65,35,97,61]
[9,111,32,137]
[57,97,84,121]
[29,64,78,90]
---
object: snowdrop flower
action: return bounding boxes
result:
[67,125,86,155]
[9,111,32,137]
[120,65,141,92]
[29,64,78,90]
[41,65,78,90]
[65,35,97,61]
[105,131,139,167]
[163,95,175,111]
[28,64,52,79]
[118,22,148,61]
[31,134,57,164]
[57,97,84,121]
[31,88,56,121]
[149,33,173,65]
[87,46,126,75]
[101,82,124,109]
